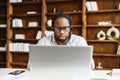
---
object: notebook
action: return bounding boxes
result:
[29,45,93,80]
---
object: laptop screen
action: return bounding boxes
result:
[29,45,93,80]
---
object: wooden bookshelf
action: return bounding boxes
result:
[0,0,119,69]
[0,0,7,68]
[86,0,120,69]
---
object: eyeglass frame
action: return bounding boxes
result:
[53,26,70,32]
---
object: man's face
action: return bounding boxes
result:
[54,17,71,43]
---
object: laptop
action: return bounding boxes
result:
[29,45,93,80]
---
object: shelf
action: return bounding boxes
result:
[64,11,82,14]
[46,0,72,3]
[94,68,112,70]
[73,25,82,27]
[11,39,38,42]
[11,1,41,5]
[10,51,28,54]
[86,24,120,27]
[46,11,82,16]
[87,40,116,43]
[10,62,27,67]
[11,27,41,29]
[11,13,41,17]
[93,54,120,57]
[87,9,120,13]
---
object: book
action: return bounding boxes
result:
[93,1,98,11]
[15,34,25,39]
[86,1,92,11]
[28,22,38,27]
[12,18,23,27]
[10,0,22,3]
[86,1,98,11]
[36,31,42,39]
[9,43,30,52]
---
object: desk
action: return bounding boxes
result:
[0,68,120,80]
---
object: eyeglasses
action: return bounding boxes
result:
[54,27,70,32]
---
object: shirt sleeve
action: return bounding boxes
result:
[37,39,45,45]
[37,35,52,45]
[78,37,88,46]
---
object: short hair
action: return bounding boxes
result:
[52,13,72,29]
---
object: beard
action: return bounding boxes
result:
[55,33,71,43]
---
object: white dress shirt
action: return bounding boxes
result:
[37,34,88,46]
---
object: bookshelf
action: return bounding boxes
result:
[0,0,7,68]
[86,0,120,69]
[45,0,83,36]
[7,0,42,68]
[0,0,120,69]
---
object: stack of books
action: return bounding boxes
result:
[0,24,6,27]
[86,1,98,11]
[10,0,22,3]
[12,18,23,27]
[9,43,30,52]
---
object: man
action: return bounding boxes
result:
[37,13,95,69]
[37,13,87,46]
